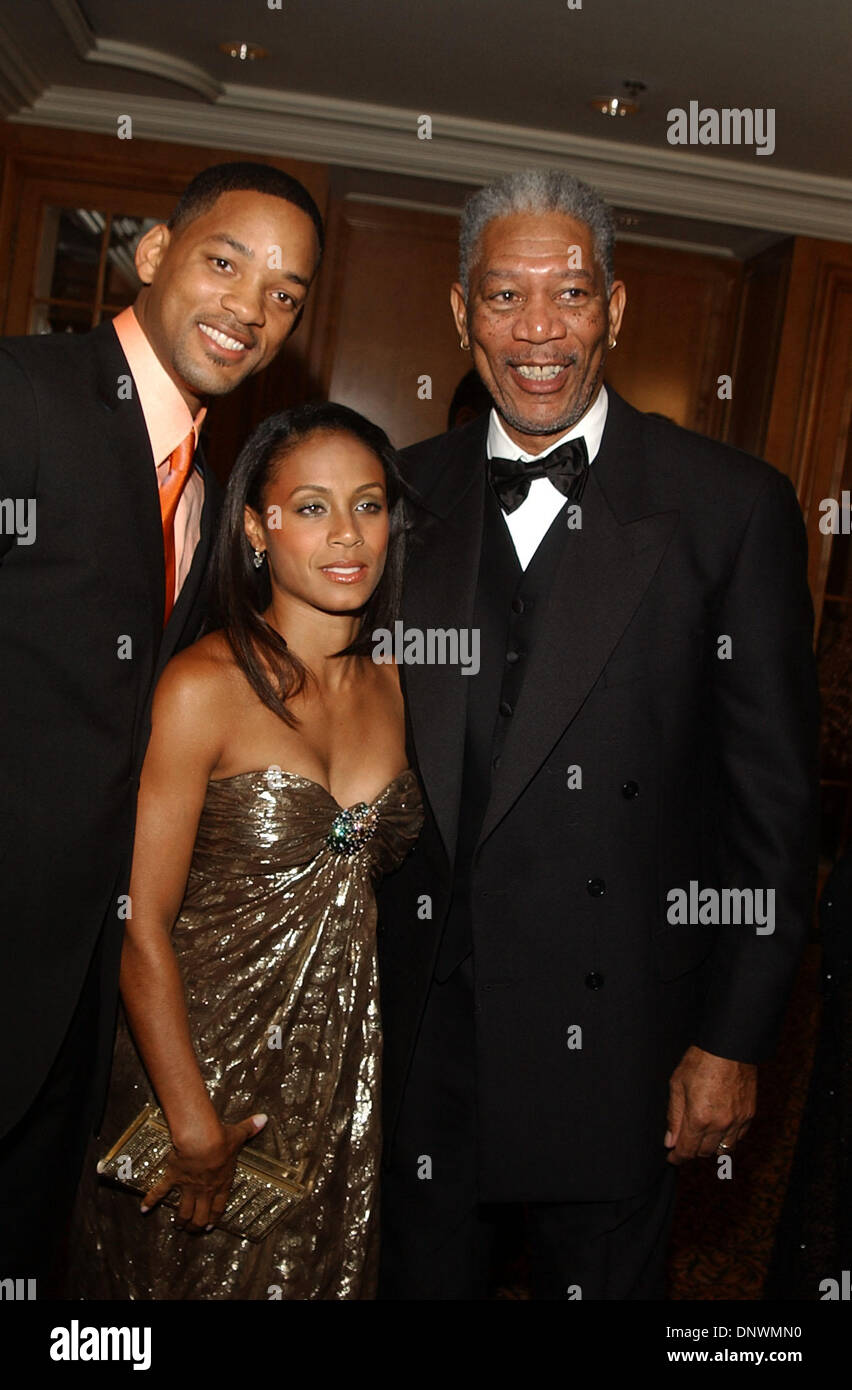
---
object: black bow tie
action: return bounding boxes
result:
[488,437,589,514]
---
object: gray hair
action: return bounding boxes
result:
[458,169,615,298]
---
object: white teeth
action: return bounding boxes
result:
[200,323,247,352]
[325,566,362,573]
[515,364,565,379]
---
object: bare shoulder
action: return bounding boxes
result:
[152,631,244,732]
[370,654,404,704]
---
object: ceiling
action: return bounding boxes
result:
[0,0,849,251]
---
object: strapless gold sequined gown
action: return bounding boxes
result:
[69,767,422,1300]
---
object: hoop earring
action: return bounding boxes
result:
[252,548,266,569]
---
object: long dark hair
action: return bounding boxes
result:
[210,401,409,727]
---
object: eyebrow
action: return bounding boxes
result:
[480,266,594,282]
[208,233,254,259]
[287,481,385,498]
[206,234,312,289]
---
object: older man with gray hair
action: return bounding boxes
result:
[376,169,819,1300]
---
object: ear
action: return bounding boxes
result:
[243,504,266,552]
[450,283,469,349]
[135,223,171,286]
[607,280,627,343]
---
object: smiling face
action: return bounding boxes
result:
[244,429,390,617]
[451,210,626,452]
[133,190,321,411]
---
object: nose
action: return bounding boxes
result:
[220,278,266,327]
[512,291,567,343]
[329,510,364,548]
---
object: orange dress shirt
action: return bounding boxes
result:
[112,305,206,606]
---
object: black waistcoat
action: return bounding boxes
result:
[434,476,570,979]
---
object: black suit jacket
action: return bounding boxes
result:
[377,390,820,1201]
[0,321,220,1137]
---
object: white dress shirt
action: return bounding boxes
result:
[486,385,609,569]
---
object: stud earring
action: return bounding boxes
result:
[252,548,266,569]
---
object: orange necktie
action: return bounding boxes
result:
[159,430,196,626]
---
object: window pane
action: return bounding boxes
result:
[37,207,105,303]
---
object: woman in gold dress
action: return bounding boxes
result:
[70,402,422,1299]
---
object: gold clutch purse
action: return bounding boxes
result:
[97,1103,312,1242]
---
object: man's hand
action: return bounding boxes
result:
[664,1045,756,1165]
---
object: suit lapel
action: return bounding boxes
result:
[94,323,165,644]
[401,419,488,865]
[478,394,679,846]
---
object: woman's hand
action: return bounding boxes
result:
[141,1112,268,1233]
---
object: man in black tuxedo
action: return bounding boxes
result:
[377,169,819,1299]
[0,161,323,1287]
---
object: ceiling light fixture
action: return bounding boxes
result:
[219,41,268,61]
[589,80,647,118]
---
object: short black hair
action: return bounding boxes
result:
[168,161,324,255]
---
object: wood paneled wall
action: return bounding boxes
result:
[762,238,852,631]
[721,239,793,459]
[607,242,741,436]
[307,198,462,447]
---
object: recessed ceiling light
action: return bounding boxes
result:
[589,80,646,118]
[219,41,268,61]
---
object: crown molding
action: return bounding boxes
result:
[47,0,92,56]
[0,19,44,117]
[49,0,223,102]
[344,193,738,258]
[8,82,852,244]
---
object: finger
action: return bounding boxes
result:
[210,1188,230,1220]
[141,1175,178,1212]
[202,1184,232,1233]
[240,1112,268,1141]
[709,1113,752,1156]
[699,1129,730,1159]
[669,1116,712,1164]
[187,1192,213,1232]
[665,1084,685,1149]
[175,1188,196,1227]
